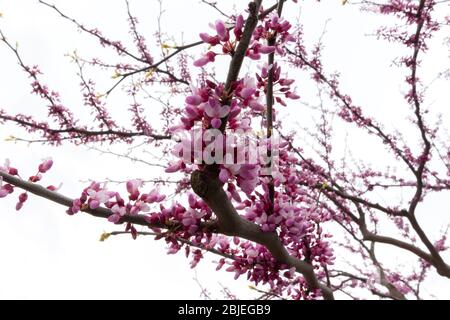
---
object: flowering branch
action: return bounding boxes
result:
[0,170,192,230]
[1,0,448,300]
[265,1,285,215]
[189,0,333,299]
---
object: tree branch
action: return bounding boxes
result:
[265,0,284,215]
[0,171,213,232]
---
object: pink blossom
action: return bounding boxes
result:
[204,101,230,119]
[0,178,14,198]
[126,179,142,200]
[193,51,216,67]
[234,15,244,39]
[286,91,300,99]
[204,100,230,128]
[0,159,18,176]
[143,189,165,203]
[199,33,220,46]
[185,95,203,106]
[87,188,113,209]
[38,158,53,173]
[185,104,200,119]
[215,20,228,41]
[165,160,184,173]
[108,212,122,223]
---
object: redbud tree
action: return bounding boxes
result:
[0,0,449,300]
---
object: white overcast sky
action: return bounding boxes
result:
[0,0,449,299]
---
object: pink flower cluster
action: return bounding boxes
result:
[167,130,263,197]
[194,11,295,67]
[256,62,300,106]
[146,193,213,235]
[252,13,295,56]
[26,65,75,128]
[0,158,55,211]
[219,241,280,281]
[209,231,331,299]
[167,74,267,195]
[67,180,166,224]
[168,63,298,197]
[178,80,230,130]
[194,16,250,67]
[183,74,272,128]
[0,160,15,198]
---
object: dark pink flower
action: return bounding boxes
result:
[215,20,228,41]
[199,33,220,46]
[126,179,142,200]
[38,158,53,173]
[185,95,203,106]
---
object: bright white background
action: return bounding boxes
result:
[0,0,449,299]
